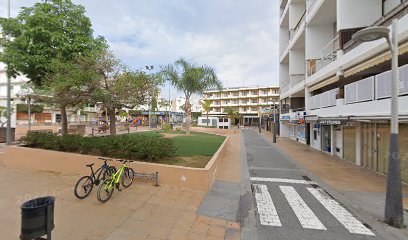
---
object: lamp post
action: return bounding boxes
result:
[6,0,11,145]
[268,100,277,143]
[352,19,404,228]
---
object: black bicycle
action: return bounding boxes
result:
[74,157,117,199]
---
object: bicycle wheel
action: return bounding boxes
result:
[122,167,134,188]
[97,179,114,203]
[74,176,94,199]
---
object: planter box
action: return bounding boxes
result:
[1,136,229,192]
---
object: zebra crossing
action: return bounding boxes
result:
[251,177,375,236]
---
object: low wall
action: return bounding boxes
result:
[0,136,229,192]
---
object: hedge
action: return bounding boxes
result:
[21,132,176,161]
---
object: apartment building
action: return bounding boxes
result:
[0,62,101,125]
[203,86,280,125]
[279,0,408,182]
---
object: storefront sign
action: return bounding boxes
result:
[281,115,290,120]
[305,115,318,121]
[319,120,342,125]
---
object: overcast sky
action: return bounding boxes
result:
[1,0,279,99]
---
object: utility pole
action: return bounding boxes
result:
[385,19,404,228]
[6,0,12,145]
[273,101,277,143]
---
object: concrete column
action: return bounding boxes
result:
[330,125,335,156]
[356,123,362,166]
[305,87,312,112]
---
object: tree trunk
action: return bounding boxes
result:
[61,105,68,135]
[206,112,209,127]
[108,107,117,135]
[184,97,191,135]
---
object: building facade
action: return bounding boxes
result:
[203,86,280,125]
[279,0,408,182]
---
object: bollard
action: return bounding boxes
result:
[154,172,159,187]
[91,127,94,136]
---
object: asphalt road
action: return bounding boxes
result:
[241,129,382,240]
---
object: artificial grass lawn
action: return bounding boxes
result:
[172,131,226,156]
[132,130,226,167]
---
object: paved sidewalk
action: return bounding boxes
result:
[0,128,242,240]
[260,130,408,237]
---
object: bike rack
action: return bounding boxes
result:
[132,171,159,187]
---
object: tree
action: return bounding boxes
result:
[92,48,162,135]
[160,58,222,134]
[224,106,241,128]
[0,0,103,134]
[0,0,100,85]
[202,100,211,127]
[43,55,100,133]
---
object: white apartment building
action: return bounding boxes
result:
[0,62,101,125]
[279,0,408,182]
[203,86,280,125]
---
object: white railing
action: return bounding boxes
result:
[310,88,337,109]
[289,11,306,41]
[345,76,374,104]
[307,0,318,13]
[399,63,408,95]
[280,83,290,94]
[290,74,305,87]
[307,35,340,76]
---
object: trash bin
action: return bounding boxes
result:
[20,196,55,240]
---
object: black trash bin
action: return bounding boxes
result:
[20,196,55,240]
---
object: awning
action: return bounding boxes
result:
[344,40,408,78]
[309,75,339,92]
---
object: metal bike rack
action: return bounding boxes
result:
[132,171,159,187]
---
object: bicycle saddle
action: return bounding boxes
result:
[86,163,94,167]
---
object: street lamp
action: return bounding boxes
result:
[352,19,404,228]
[6,0,11,145]
[268,99,277,143]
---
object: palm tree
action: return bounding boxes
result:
[202,99,211,127]
[161,58,222,134]
[224,106,241,129]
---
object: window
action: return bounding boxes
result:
[313,130,318,140]
[219,118,223,122]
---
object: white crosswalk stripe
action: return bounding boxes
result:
[250,177,316,185]
[307,187,375,236]
[253,184,282,226]
[280,186,326,230]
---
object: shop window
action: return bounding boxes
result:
[313,130,318,140]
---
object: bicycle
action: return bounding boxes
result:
[74,157,117,199]
[97,159,135,203]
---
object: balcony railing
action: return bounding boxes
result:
[307,35,339,76]
[280,83,290,94]
[290,74,305,87]
[289,11,306,41]
[343,1,408,53]
[309,88,338,110]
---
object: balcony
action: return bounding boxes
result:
[307,35,339,77]
[308,64,408,116]
[289,11,306,42]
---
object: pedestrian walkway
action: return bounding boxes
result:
[260,130,408,223]
[241,129,406,240]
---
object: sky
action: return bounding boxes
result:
[0,0,279,100]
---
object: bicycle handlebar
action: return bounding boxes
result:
[98,157,135,163]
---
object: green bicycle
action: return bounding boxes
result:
[97,159,135,203]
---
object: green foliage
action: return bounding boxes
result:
[161,123,171,132]
[202,100,211,113]
[0,0,101,86]
[160,58,222,115]
[191,112,202,120]
[119,110,128,118]
[16,104,44,113]
[21,132,176,161]
[224,107,241,121]
[150,96,158,111]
